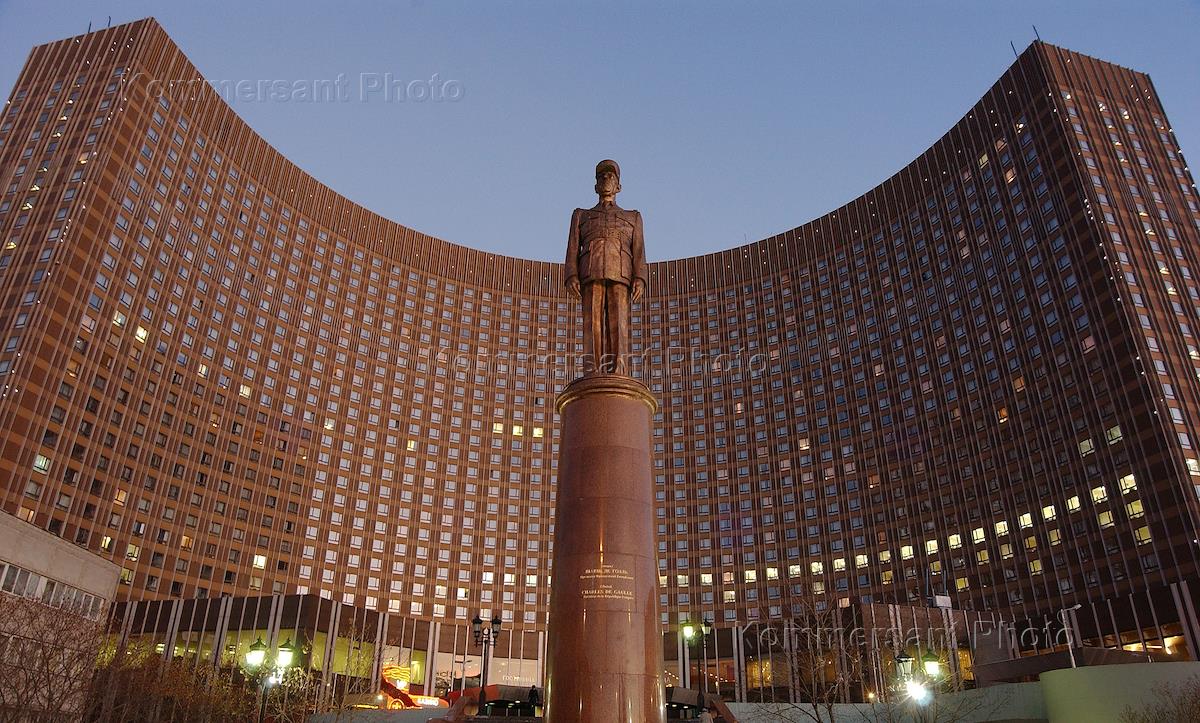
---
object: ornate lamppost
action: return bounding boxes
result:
[472,613,504,711]
[244,637,295,723]
[682,617,714,696]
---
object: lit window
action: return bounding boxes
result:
[512,425,523,437]
[1118,474,1137,494]
[253,554,267,569]
[948,534,962,549]
[1134,526,1152,545]
[744,570,757,583]
[1029,559,1043,575]
[1019,513,1033,529]
[1078,438,1095,456]
[1091,486,1108,503]
[900,545,914,560]
[833,558,846,572]
[787,565,802,578]
[1067,495,1082,512]
[532,427,544,438]
[971,528,985,544]
[855,555,868,568]
[1126,499,1144,518]
[955,577,969,591]
[925,540,938,554]
[1106,425,1123,444]
[810,561,823,574]
[134,326,148,342]
[32,454,51,474]
[994,521,1009,536]
[1042,505,1056,521]
[1098,511,1115,528]
[492,423,504,434]
[976,549,990,564]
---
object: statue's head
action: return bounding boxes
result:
[595,159,621,198]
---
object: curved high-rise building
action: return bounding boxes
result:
[2,18,1198,700]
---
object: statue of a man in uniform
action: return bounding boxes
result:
[565,159,647,375]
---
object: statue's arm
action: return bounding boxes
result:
[632,210,647,285]
[565,208,581,282]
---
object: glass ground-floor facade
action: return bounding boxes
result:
[110,582,1195,707]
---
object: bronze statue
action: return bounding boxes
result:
[565,160,647,374]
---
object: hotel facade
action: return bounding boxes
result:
[1,19,1199,701]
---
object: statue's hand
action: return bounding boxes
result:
[632,278,645,303]
[566,276,581,299]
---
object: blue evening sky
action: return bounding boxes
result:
[1,1,1197,262]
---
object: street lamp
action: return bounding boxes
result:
[904,679,930,704]
[681,617,713,696]
[1059,603,1082,669]
[472,613,504,711]
[277,638,295,668]
[699,617,713,697]
[894,650,914,680]
[682,622,696,641]
[244,637,297,723]
[920,651,941,678]
[246,637,267,669]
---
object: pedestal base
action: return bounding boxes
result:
[545,374,664,723]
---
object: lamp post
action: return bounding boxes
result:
[472,613,504,712]
[893,649,934,707]
[682,617,715,697]
[244,637,296,723]
[1059,603,1082,669]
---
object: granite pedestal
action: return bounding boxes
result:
[544,374,665,723]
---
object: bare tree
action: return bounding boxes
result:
[84,639,253,722]
[262,666,325,723]
[323,611,383,720]
[0,592,104,723]
[1121,674,1200,723]
[736,603,869,723]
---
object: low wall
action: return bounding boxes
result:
[1040,661,1200,723]
[307,663,1200,722]
[727,682,1044,722]
[308,710,440,723]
